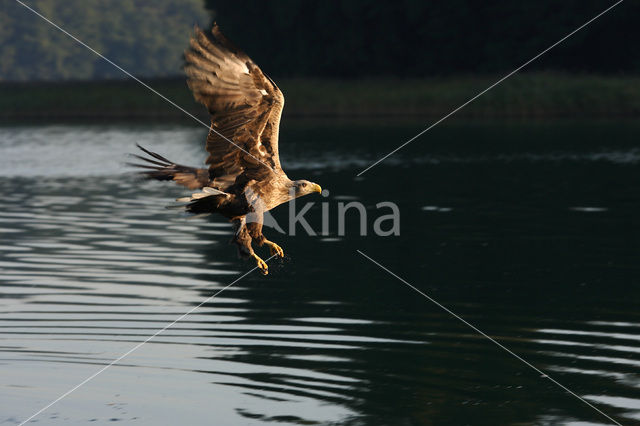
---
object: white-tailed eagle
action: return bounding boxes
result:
[132,24,321,275]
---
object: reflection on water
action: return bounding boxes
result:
[1,121,640,425]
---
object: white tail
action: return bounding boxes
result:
[175,186,230,203]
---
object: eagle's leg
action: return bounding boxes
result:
[233,218,268,275]
[247,221,284,258]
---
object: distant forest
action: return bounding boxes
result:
[1,0,638,81]
[0,0,210,81]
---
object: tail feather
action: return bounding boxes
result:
[181,193,229,214]
[175,186,230,202]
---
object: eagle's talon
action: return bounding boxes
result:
[265,240,284,258]
[252,254,269,275]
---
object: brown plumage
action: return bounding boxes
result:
[131,24,321,274]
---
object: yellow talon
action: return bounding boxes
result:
[251,254,268,275]
[265,240,284,258]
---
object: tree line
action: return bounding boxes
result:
[0,0,209,81]
[1,0,637,81]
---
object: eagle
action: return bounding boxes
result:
[131,24,322,275]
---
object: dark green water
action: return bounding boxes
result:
[1,120,639,425]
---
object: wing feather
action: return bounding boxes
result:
[184,24,285,186]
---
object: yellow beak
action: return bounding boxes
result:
[312,183,322,194]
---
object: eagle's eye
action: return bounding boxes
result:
[301,182,307,187]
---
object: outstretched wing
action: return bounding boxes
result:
[184,24,285,187]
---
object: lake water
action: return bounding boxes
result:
[1,120,640,425]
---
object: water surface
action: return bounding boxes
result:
[1,120,640,425]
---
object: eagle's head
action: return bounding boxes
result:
[291,179,322,198]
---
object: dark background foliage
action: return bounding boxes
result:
[207,0,638,78]
[1,0,637,81]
